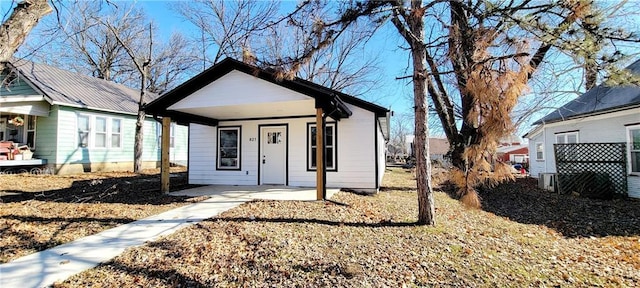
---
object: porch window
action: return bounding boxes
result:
[217,126,241,170]
[26,115,36,149]
[78,115,90,148]
[628,126,640,174]
[556,131,579,144]
[307,122,337,171]
[111,119,122,148]
[535,142,544,161]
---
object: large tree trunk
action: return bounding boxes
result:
[0,0,52,65]
[134,64,149,173]
[409,1,435,225]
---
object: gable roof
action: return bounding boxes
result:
[534,59,640,124]
[4,59,153,115]
[144,58,390,120]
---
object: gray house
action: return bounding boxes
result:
[525,59,640,198]
[0,59,188,174]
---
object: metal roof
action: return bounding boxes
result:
[8,59,155,115]
[533,59,640,124]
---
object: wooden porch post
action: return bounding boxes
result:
[161,116,171,193]
[316,108,324,200]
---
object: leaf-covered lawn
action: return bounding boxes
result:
[0,168,202,263]
[57,168,640,287]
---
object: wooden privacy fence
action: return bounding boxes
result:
[554,143,627,198]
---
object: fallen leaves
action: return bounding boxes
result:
[53,168,639,287]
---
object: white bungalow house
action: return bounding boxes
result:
[524,59,640,198]
[0,59,188,174]
[145,58,390,194]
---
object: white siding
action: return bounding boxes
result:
[377,120,386,188]
[188,104,379,189]
[169,70,310,109]
[526,108,640,197]
[527,132,545,178]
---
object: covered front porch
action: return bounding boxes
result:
[146,58,354,199]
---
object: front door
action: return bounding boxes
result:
[260,126,287,185]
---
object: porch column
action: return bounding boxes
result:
[161,116,171,193]
[316,108,325,200]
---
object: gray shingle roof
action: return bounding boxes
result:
[534,59,640,124]
[9,59,155,115]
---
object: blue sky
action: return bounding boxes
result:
[137,1,416,117]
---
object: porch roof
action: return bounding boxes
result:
[144,58,389,126]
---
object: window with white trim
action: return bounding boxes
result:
[170,122,176,148]
[217,126,241,170]
[26,115,36,149]
[535,142,544,161]
[156,121,177,148]
[628,125,640,174]
[77,114,123,149]
[78,115,90,148]
[556,131,579,144]
[94,117,107,148]
[308,122,337,171]
[111,119,122,148]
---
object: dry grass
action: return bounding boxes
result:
[55,167,639,287]
[0,167,202,263]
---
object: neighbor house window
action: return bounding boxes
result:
[555,131,579,144]
[78,115,90,148]
[628,125,640,174]
[535,142,544,161]
[26,115,36,149]
[217,126,241,170]
[111,119,122,148]
[77,114,123,149]
[170,122,176,148]
[94,117,107,148]
[307,122,337,171]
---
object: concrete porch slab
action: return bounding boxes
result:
[170,185,339,201]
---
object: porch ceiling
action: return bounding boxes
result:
[168,99,316,120]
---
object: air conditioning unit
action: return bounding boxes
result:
[538,173,557,192]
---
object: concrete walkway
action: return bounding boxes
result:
[0,186,338,288]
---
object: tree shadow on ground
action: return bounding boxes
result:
[0,172,201,205]
[477,177,640,238]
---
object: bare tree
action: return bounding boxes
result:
[0,0,51,67]
[257,0,640,224]
[175,0,280,67]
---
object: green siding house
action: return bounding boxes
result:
[0,59,188,174]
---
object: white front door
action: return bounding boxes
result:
[261,126,287,185]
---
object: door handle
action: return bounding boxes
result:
[262,159,266,164]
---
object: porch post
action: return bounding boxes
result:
[161,116,171,193]
[316,108,325,200]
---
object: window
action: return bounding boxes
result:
[78,115,90,148]
[556,131,579,144]
[26,115,36,149]
[308,122,337,171]
[170,122,176,148]
[217,126,241,170]
[628,126,640,174]
[77,114,123,149]
[94,117,107,148]
[111,119,122,148]
[535,142,544,161]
